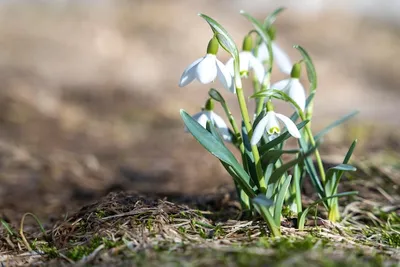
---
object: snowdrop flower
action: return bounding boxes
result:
[271,63,306,111]
[251,102,300,145]
[226,35,265,84]
[188,99,231,141]
[179,37,234,93]
[256,26,292,75]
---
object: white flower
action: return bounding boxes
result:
[257,42,292,75]
[225,51,265,84]
[188,110,231,141]
[271,78,306,111]
[250,111,300,145]
[179,54,234,93]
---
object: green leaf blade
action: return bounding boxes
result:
[293,45,317,92]
[199,14,239,59]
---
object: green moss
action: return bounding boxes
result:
[31,240,59,259]
[65,235,123,261]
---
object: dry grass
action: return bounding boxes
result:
[1,180,399,266]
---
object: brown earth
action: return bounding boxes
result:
[0,0,398,232]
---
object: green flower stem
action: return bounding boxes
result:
[256,206,281,237]
[293,164,303,213]
[298,112,326,184]
[275,92,326,185]
[234,63,266,192]
[255,77,270,116]
[220,101,244,154]
[220,100,251,209]
[252,74,262,114]
[328,203,339,222]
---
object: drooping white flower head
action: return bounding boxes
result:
[256,26,292,75]
[179,37,234,93]
[226,35,265,85]
[251,102,300,145]
[270,63,306,111]
[187,99,231,142]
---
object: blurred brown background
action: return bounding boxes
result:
[0,0,399,222]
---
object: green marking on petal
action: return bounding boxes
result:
[268,126,280,135]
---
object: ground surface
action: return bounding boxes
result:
[0,1,399,266]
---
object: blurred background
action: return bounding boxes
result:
[0,0,399,222]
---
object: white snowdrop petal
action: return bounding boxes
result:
[179,57,203,87]
[250,115,270,145]
[225,57,235,77]
[197,113,210,128]
[248,53,265,83]
[256,42,269,62]
[289,79,306,111]
[216,59,235,93]
[271,79,291,91]
[211,112,229,130]
[275,113,301,138]
[239,52,251,72]
[196,54,217,84]
[272,42,292,75]
[264,111,280,135]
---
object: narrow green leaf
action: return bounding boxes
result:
[199,14,239,59]
[1,218,16,236]
[297,191,358,230]
[293,45,317,92]
[181,109,235,165]
[273,175,292,225]
[240,10,273,69]
[327,164,356,175]
[253,194,274,207]
[328,140,358,199]
[251,89,282,99]
[253,195,281,236]
[263,7,286,30]
[259,120,309,154]
[241,123,259,188]
[181,110,255,197]
[314,111,359,141]
[220,161,256,199]
[206,120,224,144]
[343,139,357,164]
[268,143,319,185]
[253,109,267,130]
[208,88,225,103]
[261,149,299,164]
[298,135,325,197]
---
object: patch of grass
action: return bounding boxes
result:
[65,235,123,261]
[31,240,59,259]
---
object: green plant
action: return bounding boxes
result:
[179,8,358,236]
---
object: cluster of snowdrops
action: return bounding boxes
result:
[179,8,358,236]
